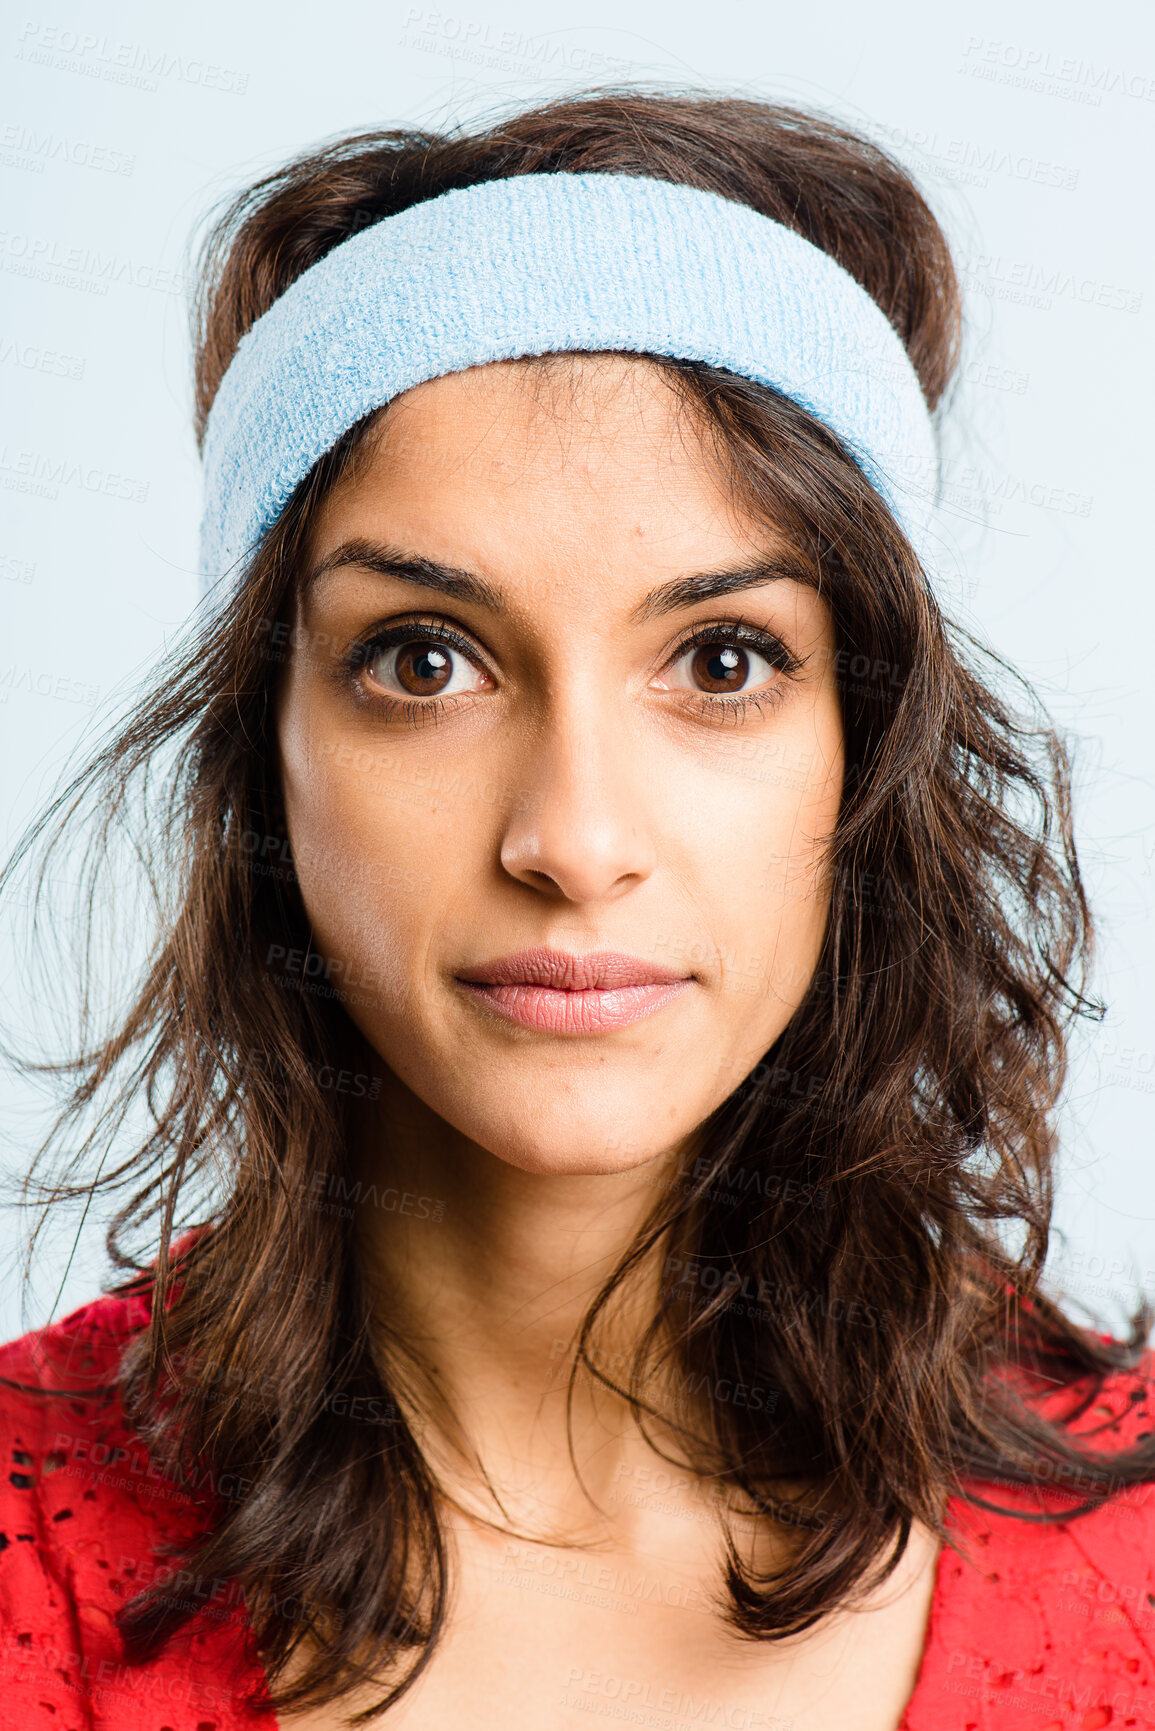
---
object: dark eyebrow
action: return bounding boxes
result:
[630,558,810,621]
[304,539,504,610]
[305,538,808,618]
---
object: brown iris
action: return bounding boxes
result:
[391,641,454,696]
[691,643,750,693]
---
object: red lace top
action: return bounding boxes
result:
[2,1289,1153,1730]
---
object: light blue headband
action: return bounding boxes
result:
[199,171,939,593]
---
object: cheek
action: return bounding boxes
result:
[695,719,842,1020]
[278,727,463,1007]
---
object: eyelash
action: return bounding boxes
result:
[668,621,803,722]
[339,615,802,726]
[340,617,481,726]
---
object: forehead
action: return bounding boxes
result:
[306,354,773,605]
[374,351,702,461]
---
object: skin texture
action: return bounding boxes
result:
[278,356,843,1180]
[274,356,939,1728]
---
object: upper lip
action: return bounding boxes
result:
[455,948,691,990]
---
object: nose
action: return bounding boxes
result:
[498,706,658,903]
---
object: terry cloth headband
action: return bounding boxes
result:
[199,170,939,594]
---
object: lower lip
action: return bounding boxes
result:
[457,979,692,1035]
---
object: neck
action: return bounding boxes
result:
[349,1070,694,1538]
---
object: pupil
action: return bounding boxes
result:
[396,641,452,695]
[693,643,748,693]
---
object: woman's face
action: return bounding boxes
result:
[276,356,844,1176]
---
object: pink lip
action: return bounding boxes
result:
[455,948,694,1035]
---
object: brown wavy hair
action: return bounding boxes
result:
[5,87,1154,1723]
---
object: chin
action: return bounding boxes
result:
[437,1080,692,1180]
[485,1136,675,1180]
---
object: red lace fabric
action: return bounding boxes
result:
[898,1356,1155,1730]
[2,1289,1153,1730]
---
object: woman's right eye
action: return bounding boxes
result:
[361,638,490,700]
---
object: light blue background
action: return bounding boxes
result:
[2,0,1153,1338]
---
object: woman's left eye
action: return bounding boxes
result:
[656,638,782,697]
[359,637,489,700]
